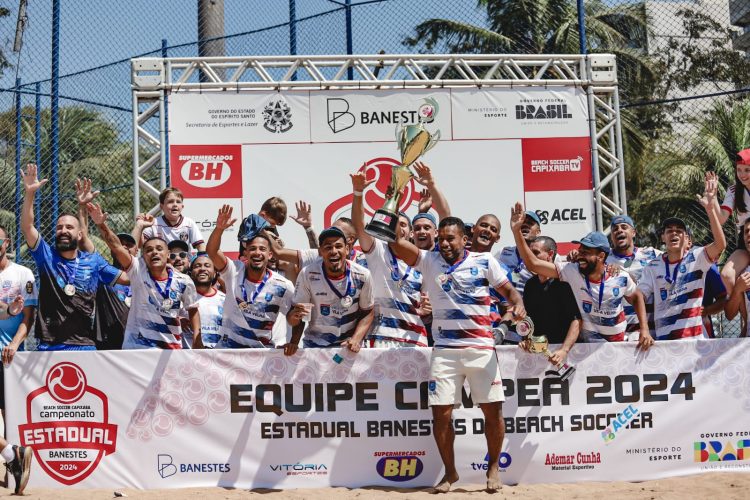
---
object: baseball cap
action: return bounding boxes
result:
[660,217,691,236]
[610,215,635,228]
[238,213,270,242]
[167,239,190,252]
[524,210,542,225]
[737,148,750,165]
[318,226,347,246]
[572,231,611,254]
[412,212,437,226]
[116,233,136,246]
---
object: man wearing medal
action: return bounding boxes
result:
[637,172,726,340]
[510,202,652,346]
[390,216,524,493]
[205,206,296,352]
[86,203,199,349]
[288,226,374,350]
[20,164,126,350]
[350,171,431,347]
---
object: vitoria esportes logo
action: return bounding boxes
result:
[18,362,118,485]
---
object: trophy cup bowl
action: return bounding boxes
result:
[517,317,576,381]
[364,122,440,242]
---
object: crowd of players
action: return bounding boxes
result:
[0,152,749,493]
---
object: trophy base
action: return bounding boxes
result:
[365,209,400,243]
[556,363,576,381]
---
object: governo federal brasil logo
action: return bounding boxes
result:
[19,362,118,485]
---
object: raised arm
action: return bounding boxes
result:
[75,178,99,253]
[265,230,300,265]
[206,204,237,272]
[698,171,727,261]
[510,202,559,279]
[350,170,377,253]
[413,162,450,220]
[626,289,653,350]
[20,164,46,248]
[87,203,133,270]
[390,225,420,267]
[131,213,155,249]
[290,200,319,249]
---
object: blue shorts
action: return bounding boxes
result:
[37,343,97,351]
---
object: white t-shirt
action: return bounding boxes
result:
[556,261,636,342]
[416,250,509,349]
[195,289,225,348]
[293,261,374,347]
[607,246,661,339]
[298,248,368,269]
[364,240,427,346]
[142,215,205,248]
[122,258,198,349]
[0,262,38,346]
[637,247,714,340]
[217,260,294,348]
[720,184,750,229]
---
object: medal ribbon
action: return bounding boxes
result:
[56,256,80,289]
[584,270,606,309]
[388,247,412,285]
[323,262,352,300]
[445,249,469,276]
[663,254,683,288]
[241,270,270,304]
[613,247,637,269]
[150,268,173,300]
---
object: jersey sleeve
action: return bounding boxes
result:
[220,259,238,293]
[498,246,517,268]
[636,265,655,300]
[29,236,52,270]
[487,255,510,288]
[292,270,312,305]
[142,225,154,240]
[720,186,735,214]
[694,246,716,269]
[555,261,576,283]
[358,273,375,311]
[21,268,38,307]
[187,218,205,247]
[623,272,637,296]
[298,249,318,269]
[182,279,199,310]
[414,249,431,273]
[97,255,122,286]
[279,280,294,316]
[366,239,385,259]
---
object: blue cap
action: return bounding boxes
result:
[318,226,347,246]
[573,231,611,254]
[238,214,270,242]
[610,215,635,228]
[412,212,437,226]
[525,210,542,225]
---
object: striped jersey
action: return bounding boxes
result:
[292,260,374,347]
[607,246,661,339]
[142,215,205,248]
[497,246,534,294]
[364,240,427,346]
[195,289,225,348]
[122,258,198,349]
[416,249,509,349]
[217,260,294,348]
[720,184,750,228]
[637,247,714,340]
[556,261,636,342]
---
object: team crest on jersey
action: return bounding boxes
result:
[660,288,668,301]
[612,287,619,297]
[413,270,421,278]
[679,264,686,273]
[169,290,178,300]
[320,304,331,316]
[2,280,10,289]
[441,283,451,292]
[470,267,478,276]
[264,292,273,302]
[25,281,33,293]
[428,380,437,393]
[582,301,592,313]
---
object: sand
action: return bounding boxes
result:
[2,472,748,499]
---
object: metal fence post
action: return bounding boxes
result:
[162,38,170,185]
[34,82,41,226]
[14,78,22,261]
[345,0,353,80]
[577,0,587,55]
[50,0,61,231]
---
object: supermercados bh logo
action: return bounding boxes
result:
[18,362,117,485]
[694,431,750,470]
[263,97,293,133]
[326,97,437,133]
[544,451,601,471]
[515,97,573,123]
[374,451,425,481]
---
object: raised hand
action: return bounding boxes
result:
[136,213,156,228]
[735,272,750,293]
[350,168,376,193]
[412,162,434,187]
[216,205,237,231]
[75,177,100,205]
[510,202,526,233]
[417,188,433,213]
[21,163,48,193]
[697,171,718,209]
[85,202,108,225]
[290,200,313,229]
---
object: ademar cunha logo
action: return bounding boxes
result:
[18,362,117,485]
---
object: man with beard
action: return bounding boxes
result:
[511,202,652,346]
[498,210,542,294]
[288,227,374,351]
[20,164,125,350]
[606,215,661,340]
[390,216,524,493]
[167,240,190,274]
[638,173,726,340]
[187,254,225,349]
[207,206,296,351]
[350,172,431,347]
[87,203,199,349]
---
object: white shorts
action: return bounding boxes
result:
[428,348,504,407]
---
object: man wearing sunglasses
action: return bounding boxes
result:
[168,240,190,273]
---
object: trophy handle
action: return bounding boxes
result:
[423,130,441,155]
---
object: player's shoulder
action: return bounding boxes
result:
[499,245,516,257]
[349,260,371,279]
[269,269,294,288]
[173,270,193,284]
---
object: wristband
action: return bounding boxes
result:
[353,190,363,196]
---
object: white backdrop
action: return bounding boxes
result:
[167,88,594,255]
[5,339,750,489]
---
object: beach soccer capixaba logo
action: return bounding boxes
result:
[18,362,118,485]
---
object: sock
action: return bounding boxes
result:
[1,444,14,463]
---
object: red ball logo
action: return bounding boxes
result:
[46,362,87,404]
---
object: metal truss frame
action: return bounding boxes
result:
[131,54,626,230]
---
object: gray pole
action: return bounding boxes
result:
[198,0,225,81]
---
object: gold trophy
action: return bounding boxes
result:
[517,318,576,381]
[365,98,440,242]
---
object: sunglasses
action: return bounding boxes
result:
[169,251,188,260]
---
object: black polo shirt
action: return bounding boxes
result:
[523,275,581,344]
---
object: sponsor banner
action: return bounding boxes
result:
[525,189,594,247]
[522,137,592,192]
[168,92,310,144]
[169,144,243,199]
[451,87,589,139]
[5,339,750,489]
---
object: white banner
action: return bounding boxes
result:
[5,339,750,489]
[167,88,594,254]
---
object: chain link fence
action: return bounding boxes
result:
[0,0,747,336]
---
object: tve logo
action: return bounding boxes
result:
[169,144,242,198]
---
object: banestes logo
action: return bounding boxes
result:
[325,97,437,134]
[374,451,424,481]
[169,144,242,198]
[19,362,118,485]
